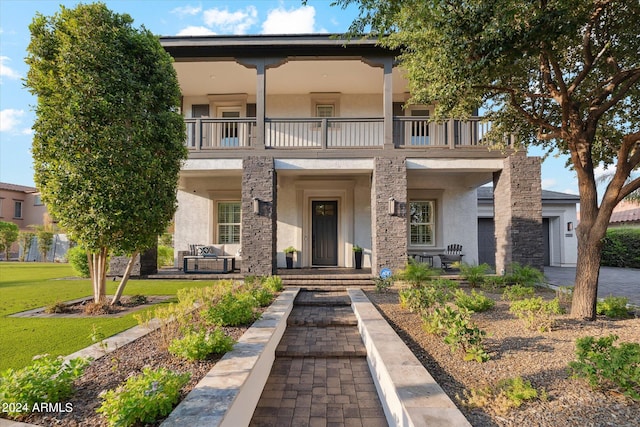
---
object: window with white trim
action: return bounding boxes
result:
[217,202,241,244]
[409,201,435,246]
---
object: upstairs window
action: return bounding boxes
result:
[14,201,23,219]
[409,201,435,246]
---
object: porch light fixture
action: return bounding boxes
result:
[567,221,573,231]
[253,197,260,214]
[388,197,396,215]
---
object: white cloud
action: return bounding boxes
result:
[0,109,25,132]
[261,5,316,34]
[203,6,258,35]
[541,178,557,189]
[0,56,22,81]
[177,26,217,36]
[171,5,202,17]
[21,128,34,136]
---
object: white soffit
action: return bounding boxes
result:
[183,159,243,170]
[406,158,504,171]
[275,158,374,170]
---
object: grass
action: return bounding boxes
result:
[0,262,216,371]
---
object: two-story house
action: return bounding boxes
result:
[160,34,543,276]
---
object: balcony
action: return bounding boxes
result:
[184,116,505,151]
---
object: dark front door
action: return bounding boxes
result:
[477,218,496,267]
[543,218,550,266]
[312,201,338,266]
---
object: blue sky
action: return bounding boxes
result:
[0,0,578,194]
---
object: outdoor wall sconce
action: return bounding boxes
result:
[253,197,260,214]
[388,197,396,215]
[567,222,573,231]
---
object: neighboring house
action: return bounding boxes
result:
[477,187,579,267]
[0,182,47,260]
[608,201,640,228]
[161,34,544,276]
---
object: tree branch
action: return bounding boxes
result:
[618,176,640,202]
[590,72,640,121]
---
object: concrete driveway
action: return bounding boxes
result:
[544,266,640,306]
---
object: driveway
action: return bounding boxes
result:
[544,266,640,306]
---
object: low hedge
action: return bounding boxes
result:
[601,228,640,268]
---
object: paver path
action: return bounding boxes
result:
[249,290,388,427]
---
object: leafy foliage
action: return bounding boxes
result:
[25,3,187,300]
[157,245,174,268]
[168,329,235,361]
[398,259,439,286]
[504,263,545,287]
[262,275,284,292]
[17,231,35,262]
[373,276,393,293]
[0,355,90,418]
[509,297,564,332]
[454,289,495,313]
[569,335,640,401]
[66,245,90,278]
[502,284,535,302]
[457,263,492,288]
[462,376,542,415]
[0,221,19,261]
[202,290,259,327]
[601,228,640,269]
[97,367,190,426]
[596,295,631,319]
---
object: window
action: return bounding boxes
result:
[217,202,241,244]
[219,109,240,147]
[34,195,43,206]
[409,201,435,246]
[0,198,3,217]
[14,201,23,219]
[316,104,334,118]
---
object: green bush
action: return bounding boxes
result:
[252,287,275,307]
[502,284,535,302]
[398,259,439,286]
[373,276,393,292]
[457,263,492,288]
[262,275,283,292]
[504,263,545,286]
[509,297,564,332]
[0,355,90,418]
[157,245,174,268]
[463,376,541,414]
[454,289,495,312]
[569,335,640,401]
[168,329,235,361]
[66,245,90,278]
[597,295,631,319]
[399,279,457,313]
[203,291,258,326]
[601,228,640,268]
[97,367,190,426]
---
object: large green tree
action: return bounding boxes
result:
[26,3,187,303]
[336,0,640,319]
[0,221,19,261]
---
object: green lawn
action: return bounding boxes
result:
[0,262,215,371]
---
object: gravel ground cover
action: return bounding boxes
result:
[365,286,640,427]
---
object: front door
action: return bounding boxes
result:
[312,201,338,266]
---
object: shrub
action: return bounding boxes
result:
[398,259,439,286]
[504,263,545,286]
[509,297,564,332]
[458,263,492,288]
[462,376,542,415]
[373,276,393,292]
[97,367,190,426]
[45,300,71,314]
[597,295,631,319]
[0,355,90,418]
[168,329,235,361]
[481,275,506,292]
[252,287,275,307]
[66,245,90,278]
[569,335,640,401]
[263,275,284,292]
[399,280,457,313]
[83,300,117,315]
[502,284,535,302]
[556,286,574,306]
[454,289,495,312]
[203,291,258,326]
[123,294,148,306]
[601,228,640,268]
[157,245,173,268]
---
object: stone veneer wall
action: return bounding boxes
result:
[241,156,277,275]
[108,246,158,277]
[371,157,407,275]
[493,153,543,273]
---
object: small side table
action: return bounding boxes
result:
[413,253,434,267]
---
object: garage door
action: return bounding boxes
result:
[477,218,495,267]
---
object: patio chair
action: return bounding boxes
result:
[439,244,464,270]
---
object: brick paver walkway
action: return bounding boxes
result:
[249,290,388,427]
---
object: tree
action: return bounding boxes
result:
[17,231,36,262]
[26,3,187,303]
[0,221,19,261]
[337,0,640,319]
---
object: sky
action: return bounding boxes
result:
[0,0,579,195]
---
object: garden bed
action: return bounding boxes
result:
[365,286,640,426]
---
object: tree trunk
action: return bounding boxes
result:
[111,251,138,306]
[89,248,109,303]
[571,227,603,320]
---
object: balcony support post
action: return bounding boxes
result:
[383,58,394,149]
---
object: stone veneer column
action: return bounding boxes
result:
[242,156,277,275]
[371,157,407,276]
[493,153,543,273]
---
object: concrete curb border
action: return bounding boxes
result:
[160,287,299,427]
[348,288,471,427]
